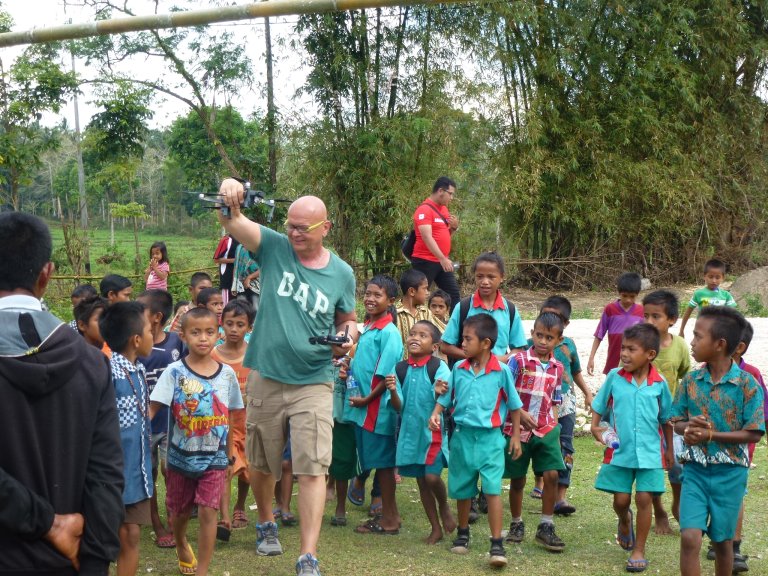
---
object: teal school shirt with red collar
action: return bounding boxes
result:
[441,290,527,356]
[592,365,672,469]
[437,354,523,429]
[395,355,452,467]
[349,314,404,435]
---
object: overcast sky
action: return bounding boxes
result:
[3,0,311,129]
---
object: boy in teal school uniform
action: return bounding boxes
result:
[348,275,404,535]
[591,324,674,573]
[430,314,522,568]
[671,306,764,576]
[390,320,455,544]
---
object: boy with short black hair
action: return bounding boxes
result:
[395,269,436,358]
[530,296,594,515]
[672,307,764,576]
[642,289,690,533]
[392,320,455,544]
[197,287,225,324]
[69,284,98,330]
[74,295,108,349]
[587,272,644,376]
[136,289,185,549]
[430,314,522,568]
[591,323,673,573]
[169,272,213,333]
[504,312,567,552]
[99,301,155,576]
[150,307,244,576]
[100,274,133,304]
[678,259,737,337]
[428,289,451,332]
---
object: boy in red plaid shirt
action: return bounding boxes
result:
[503,312,567,552]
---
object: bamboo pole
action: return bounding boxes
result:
[0,0,469,48]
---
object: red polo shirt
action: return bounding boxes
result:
[412,198,451,262]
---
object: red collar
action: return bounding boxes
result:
[458,354,502,375]
[407,355,432,368]
[617,364,664,386]
[365,313,393,330]
[523,347,556,366]
[472,290,505,311]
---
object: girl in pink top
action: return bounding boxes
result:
[144,241,170,290]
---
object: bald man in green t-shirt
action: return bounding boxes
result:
[218,179,357,576]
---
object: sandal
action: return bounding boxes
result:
[330,515,348,527]
[354,517,399,535]
[368,501,383,517]
[272,507,282,520]
[617,509,636,551]
[281,511,297,527]
[626,557,648,573]
[232,509,248,529]
[216,522,231,542]
[347,482,364,507]
[530,487,543,500]
[176,543,197,575]
[156,532,176,548]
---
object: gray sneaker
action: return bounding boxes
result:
[256,521,283,556]
[296,553,321,576]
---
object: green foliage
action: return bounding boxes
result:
[0,40,77,209]
[744,294,768,317]
[87,82,153,163]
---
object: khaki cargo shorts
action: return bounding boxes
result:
[245,371,333,479]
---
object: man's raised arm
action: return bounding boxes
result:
[217,178,263,254]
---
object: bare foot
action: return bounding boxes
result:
[654,512,673,535]
[326,488,336,502]
[425,527,444,544]
[439,503,457,534]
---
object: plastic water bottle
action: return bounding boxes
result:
[601,425,620,450]
[346,369,361,399]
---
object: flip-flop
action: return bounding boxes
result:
[347,482,364,506]
[617,509,635,551]
[530,487,543,499]
[272,507,282,520]
[281,511,297,527]
[354,517,399,535]
[176,543,197,575]
[626,557,648,573]
[232,509,248,529]
[330,515,347,526]
[368,502,383,518]
[216,522,231,542]
[156,532,176,548]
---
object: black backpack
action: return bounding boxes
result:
[401,203,449,261]
[395,356,443,387]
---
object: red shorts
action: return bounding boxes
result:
[165,468,226,514]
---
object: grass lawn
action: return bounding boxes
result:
[136,436,768,576]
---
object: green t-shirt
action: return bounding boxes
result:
[688,287,737,309]
[244,225,356,385]
[652,334,691,397]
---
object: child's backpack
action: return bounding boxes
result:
[395,355,443,386]
[401,203,449,261]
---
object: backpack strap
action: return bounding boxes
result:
[395,360,409,386]
[426,356,442,383]
[505,298,516,329]
[456,296,472,346]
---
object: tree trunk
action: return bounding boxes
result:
[264,14,277,192]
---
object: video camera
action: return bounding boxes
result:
[309,325,351,346]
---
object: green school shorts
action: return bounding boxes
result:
[680,462,747,542]
[504,425,566,479]
[329,420,358,480]
[595,463,665,495]
[448,426,506,500]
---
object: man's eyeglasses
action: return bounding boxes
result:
[284,219,327,234]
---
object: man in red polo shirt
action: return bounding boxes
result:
[410,176,460,311]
